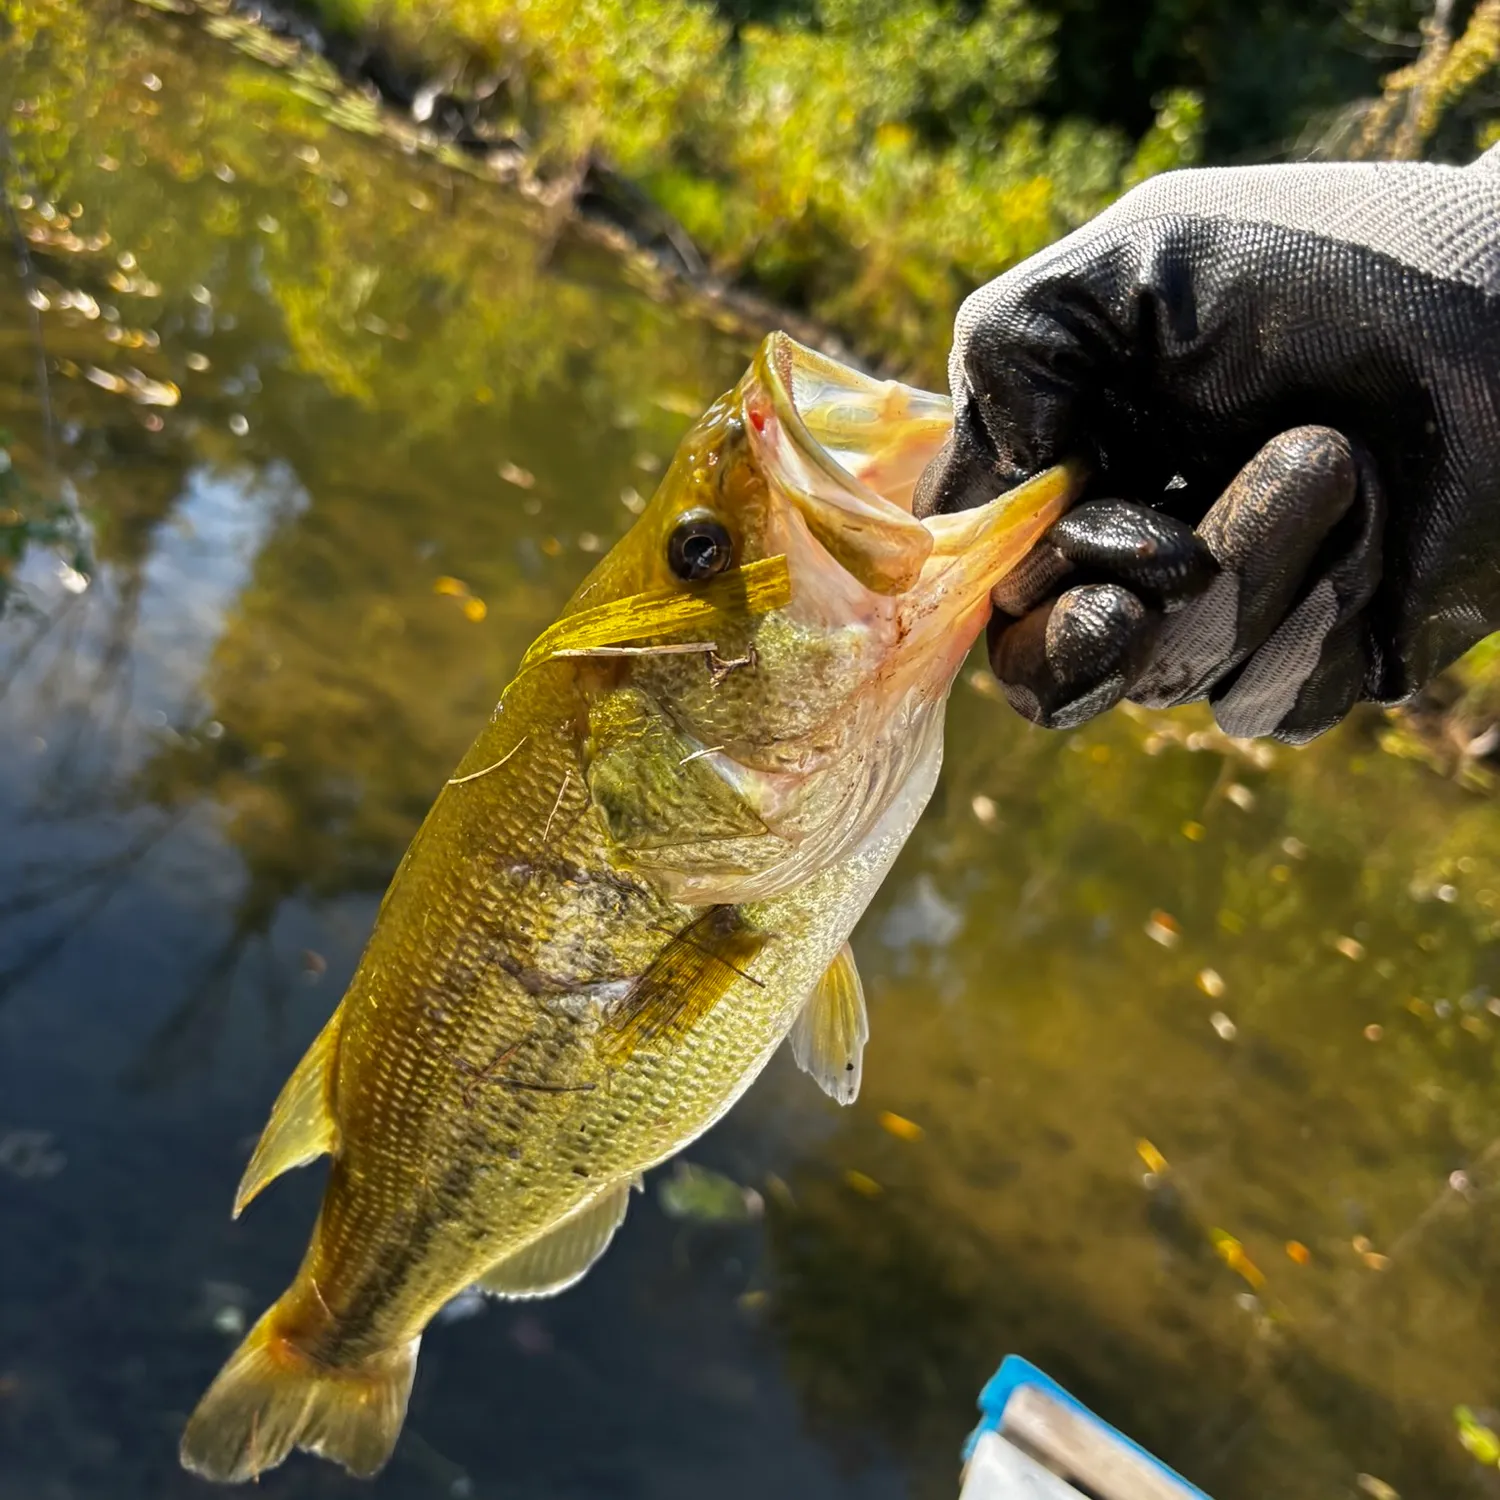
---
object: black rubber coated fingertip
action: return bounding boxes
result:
[1049,500,1218,611]
[989,584,1157,730]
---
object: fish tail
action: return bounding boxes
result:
[179,1297,419,1483]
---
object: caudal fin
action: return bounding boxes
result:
[180,1303,418,1483]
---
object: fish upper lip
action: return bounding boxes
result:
[756,333,908,511]
[747,333,945,595]
[754,332,950,519]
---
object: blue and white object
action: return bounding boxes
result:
[961,1358,1212,1500]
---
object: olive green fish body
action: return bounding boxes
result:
[292,652,947,1362]
[179,335,1080,1484]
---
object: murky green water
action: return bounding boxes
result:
[5,6,1500,1499]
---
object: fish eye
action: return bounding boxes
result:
[667,511,734,582]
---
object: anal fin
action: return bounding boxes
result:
[476,1180,637,1300]
[788,941,868,1105]
[234,1009,343,1218]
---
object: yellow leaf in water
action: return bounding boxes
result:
[1136,1139,1169,1175]
[878,1111,923,1142]
[433,576,468,598]
[1182,820,1206,841]
[126,372,179,407]
[844,1169,883,1198]
[1144,910,1180,948]
[653,390,704,417]
[1209,1228,1266,1290]
[1456,1406,1500,1466]
[462,597,488,623]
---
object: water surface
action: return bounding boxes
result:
[4,7,1500,1499]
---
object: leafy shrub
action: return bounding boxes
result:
[294,0,1205,374]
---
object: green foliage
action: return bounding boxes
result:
[1038,0,1429,161]
[1338,0,1500,159]
[294,0,1204,374]
[283,0,1499,373]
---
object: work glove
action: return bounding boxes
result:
[915,149,1500,742]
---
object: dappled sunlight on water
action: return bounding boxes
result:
[3,6,1500,1500]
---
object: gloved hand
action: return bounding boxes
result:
[915,149,1500,742]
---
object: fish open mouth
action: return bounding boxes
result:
[746,332,1082,600]
[759,333,954,515]
[745,333,949,594]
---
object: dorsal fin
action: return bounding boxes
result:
[233,1009,343,1218]
[788,941,868,1105]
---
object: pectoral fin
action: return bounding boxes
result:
[602,906,767,1065]
[788,942,868,1105]
[476,1179,639,1299]
[233,1010,343,1218]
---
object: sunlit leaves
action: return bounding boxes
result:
[296,0,1204,377]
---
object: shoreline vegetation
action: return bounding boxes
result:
[238,0,1204,379]
[238,0,1499,380]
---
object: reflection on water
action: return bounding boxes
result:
[3,6,1500,1499]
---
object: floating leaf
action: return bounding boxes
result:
[657,1161,763,1224]
[1144,910,1180,948]
[1136,1139,1169,1175]
[1456,1406,1500,1466]
[1209,1228,1265,1290]
[878,1111,923,1142]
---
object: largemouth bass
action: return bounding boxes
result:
[180,334,1080,1483]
